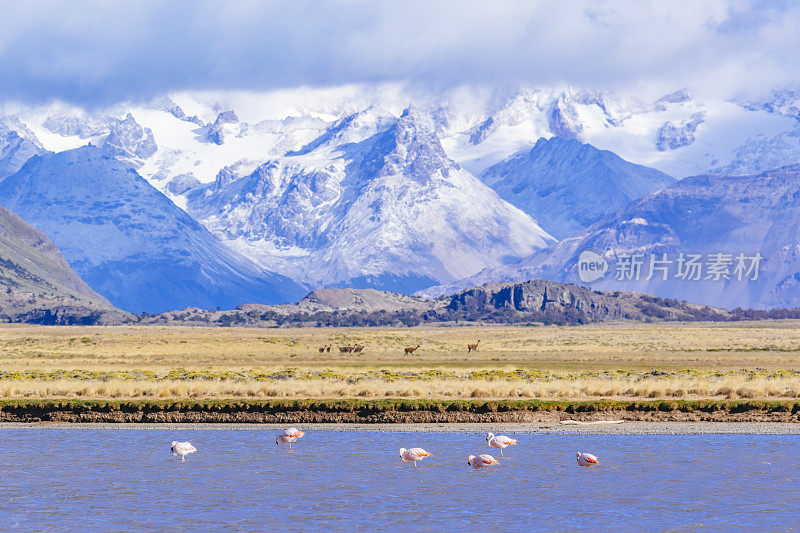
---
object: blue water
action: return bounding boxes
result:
[1,429,799,531]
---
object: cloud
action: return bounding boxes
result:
[0,0,798,104]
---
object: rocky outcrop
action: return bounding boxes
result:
[444,279,711,322]
[207,110,239,145]
[655,112,705,151]
[165,173,201,196]
[103,113,157,161]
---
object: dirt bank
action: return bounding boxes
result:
[2,399,800,423]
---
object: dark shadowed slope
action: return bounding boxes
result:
[0,204,125,323]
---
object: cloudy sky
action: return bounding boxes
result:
[1,0,798,104]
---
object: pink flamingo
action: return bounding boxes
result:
[486,432,517,456]
[467,454,499,470]
[275,428,305,452]
[576,452,599,466]
[399,447,432,467]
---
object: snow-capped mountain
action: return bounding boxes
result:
[186,107,555,292]
[421,165,800,309]
[7,83,800,194]
[1,83,800,307]
[479,137,674,239]
[0,146,306,313]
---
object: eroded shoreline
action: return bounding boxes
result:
[2,399,800,424]
[3,421,800,435]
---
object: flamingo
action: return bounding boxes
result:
[170,441,197,462]
[467,454,499,470]
[486,432,517,456]
[576,452,599,466]
[399,447,432,467]
[276,428,305,452]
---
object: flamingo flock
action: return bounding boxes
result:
[169,428,600,470]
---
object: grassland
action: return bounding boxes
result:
[2,321,800,406]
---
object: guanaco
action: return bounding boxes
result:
[404,344,421,355]
[325,345,331,353]
[318,345,327,353]
[353,345,363,353]
[467,340,481,352]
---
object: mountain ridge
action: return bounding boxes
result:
[422,164,800,310]
[0,146,306,313]
[187,107,555,293]
[479,137,674,238]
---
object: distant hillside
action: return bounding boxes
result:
[133,278,759,327]
[0,205,126,324]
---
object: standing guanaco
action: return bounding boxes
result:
[467,340,481,352]
[404,344,421,355]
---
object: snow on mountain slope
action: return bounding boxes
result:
[0,146,306,313]
[440,86,800,178]
[480,137,674,239]
[186,107,555,292]
[1,84,799,303]
[0,117,49,181]
[422,165,800,310]
[5,84,799,195]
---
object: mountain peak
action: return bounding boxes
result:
[481,137,674,239]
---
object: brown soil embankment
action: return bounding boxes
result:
[2,399,800,423]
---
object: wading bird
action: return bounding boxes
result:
[276,428,305,452]
[170,441,197,462]
[486,432,517,456]
[576,452,599,466]
[467,454,499,470]
[399,447,432,467]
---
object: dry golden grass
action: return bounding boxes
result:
[2,321,800,400]
[1,373,800,401]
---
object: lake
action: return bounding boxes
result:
[1,427,798,531]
